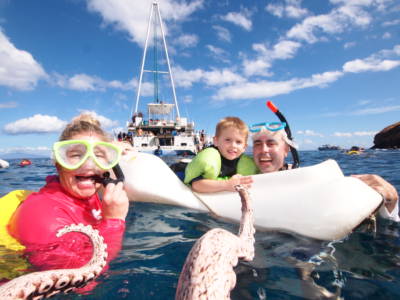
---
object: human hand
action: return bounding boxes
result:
[227,174,253,192]
[352,174,399,212]
[101,181,129,220]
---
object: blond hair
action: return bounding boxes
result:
[59,113,110,141]
[215,116,249,140]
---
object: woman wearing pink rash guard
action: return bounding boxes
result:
[8,114,130,272]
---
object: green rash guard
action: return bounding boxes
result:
[184,147,258,184]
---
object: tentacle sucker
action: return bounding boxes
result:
[0,223,108,300]
[175,185,255,300]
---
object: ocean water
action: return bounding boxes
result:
[1,150,400,299]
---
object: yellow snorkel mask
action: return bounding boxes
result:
[53,139,122,171]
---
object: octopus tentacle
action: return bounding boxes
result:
[0,223,108,300]
[175,185,255,300]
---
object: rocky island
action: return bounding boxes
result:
[372,121,400,149]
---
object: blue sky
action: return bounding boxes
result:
[0,0,399,156]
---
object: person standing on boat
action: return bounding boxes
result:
[154,145,163,156]
[250,122,399,221]
[184,117,256,193]
[8,114,130,272]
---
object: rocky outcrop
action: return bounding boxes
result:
[372,122,400,149]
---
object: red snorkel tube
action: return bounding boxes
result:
[267,100,300,168]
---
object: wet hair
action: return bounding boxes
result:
[59,113,110,141]
[215,116,249,140]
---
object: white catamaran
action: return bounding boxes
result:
[126,2,199,156]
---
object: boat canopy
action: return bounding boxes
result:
[148,103,175,115]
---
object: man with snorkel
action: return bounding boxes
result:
[250,101,399,221]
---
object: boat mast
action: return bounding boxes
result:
[153,9,159,103]
[155,2,180,118]
[133,3,153,116]
[132,1,181,119]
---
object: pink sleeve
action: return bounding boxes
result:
[8,192,125,271]
[25,219,125,271]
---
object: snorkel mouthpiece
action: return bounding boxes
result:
[93,165,125,187]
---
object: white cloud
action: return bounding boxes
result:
[251,40,301,60]
[242,40,301,77]
[0,146,51,156]
[266,3,284,18]
[333,132,353,137]
[85,0,204,47]
[333,131,377,137]
[297,129,324,137]
[214,80,289,100]
[183,95,192,103]
[112,93,129,110]
[266,0,309,19]
[350,105,400,115]
[137,80,155,97]
[78,110,119,128]
[206,45,226,56]
[382,19,400,27]
[357,99,372,106]
[343,58,400,72]
[0,29,47,90]
[302,139,314,144]
[344,41,356,49]
[173,66,245,88]
[343,44,400,73]
[206,45,230,63]
[322,102,400,117]
[221,10,253,31]
[173,66,204,87]
[212,25,231,42]
[0,101,18,109]
[242,58,272,77]
[52,73,134,91]
[353,131,377,136]
[203,69,245,86]
[270,40,302,59]
[174,34,198,48]
[285,0,309,18]
[382,32,391,39]
[69,74,103,91]
[298,71,344,88]
[3,114,67,135]
[286,1,375,43]
[213,70,343,100]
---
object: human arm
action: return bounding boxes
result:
[191,174,253,193]
[352,174,399,221]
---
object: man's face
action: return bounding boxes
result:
[252,132,289,173]
[213,127,247,160]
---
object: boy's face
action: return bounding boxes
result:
[213,127,247,160]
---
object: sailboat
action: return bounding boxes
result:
[126,2,199,156]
